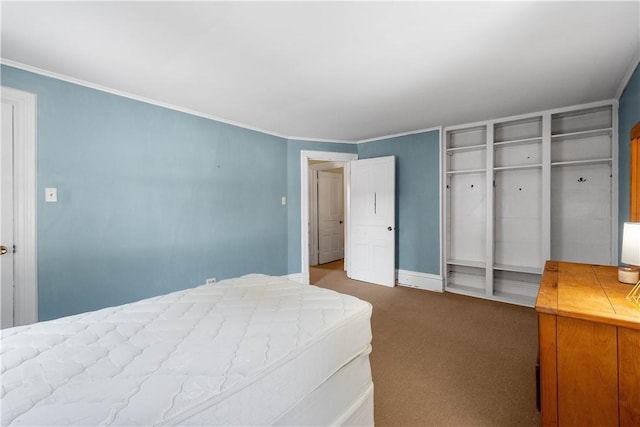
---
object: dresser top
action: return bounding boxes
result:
[536,261,640,329]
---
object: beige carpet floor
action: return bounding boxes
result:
[310,260,541,427]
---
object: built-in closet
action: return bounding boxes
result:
[443,101,617,306]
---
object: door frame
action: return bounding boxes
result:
[1,87,38,326]
[300,150,357,284]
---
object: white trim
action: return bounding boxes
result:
[356,126,442,144]
[3,59,437,145]
[615,55,640,100]
[309,161,345,171]
[287,136,356,144]
[611,103,619,263]
[300,150,357,285]
[437,126,444,279]
[1,86,38,326]
[396,269,443,292]
[1,59,290,140]
[308,169,319,266]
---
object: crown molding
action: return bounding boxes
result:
[356,126,441,144]
[1,59,290,140]
[616,54,640,100]
[2,59,443,145]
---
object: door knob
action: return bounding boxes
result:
[339,220,343,224]
[0,246,7,255]
[388,226,393,231]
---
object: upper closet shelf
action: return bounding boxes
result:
[446,144,486,154]
[493,137,542,147]
[494,164,542,172]
[551,158,612,167]
[446,168,486,175]
[551,127,613,141]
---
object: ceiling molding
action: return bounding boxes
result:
[356,126,442,144]
[3,59,443,146]
[286,136,357,144]
[615,54,640,100]
[0,59,291,141]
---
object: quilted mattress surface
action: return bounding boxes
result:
[0,274,373,426]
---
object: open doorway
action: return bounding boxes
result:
[300,150,357,285]
[309,162,345,267]
[309,259,346,285]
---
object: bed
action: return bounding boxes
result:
[0,274,374,426]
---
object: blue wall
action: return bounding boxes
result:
[618,62,640,256]
[358,131,441,275]
[2,65,289,320]
[10,59,633,321]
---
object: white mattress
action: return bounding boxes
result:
[0,274,373,426]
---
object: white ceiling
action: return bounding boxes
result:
[2,1,639,142]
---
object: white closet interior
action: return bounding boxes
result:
[443,101,617,306]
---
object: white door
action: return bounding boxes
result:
[348,156,395,286]
[1,100,15,328]
[318,170,344,264]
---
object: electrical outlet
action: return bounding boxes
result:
[206,278,216,285]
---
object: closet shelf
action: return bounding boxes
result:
[446,168,486,175]
[494,136,542,147]
[493,164,542,172]
[551,158,612,167]
[446,144,486,154]
[551,127,613,141]
[493,264,542,275]
[447,259,485,268]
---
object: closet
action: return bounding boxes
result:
[443,101,617,306]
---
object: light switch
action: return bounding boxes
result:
[281,196,287,206]
[45,187,57,202]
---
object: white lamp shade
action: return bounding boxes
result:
[621,222,640,266]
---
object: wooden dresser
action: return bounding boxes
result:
[536,261,640,426]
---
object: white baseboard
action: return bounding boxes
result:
[396,269,443,292]
[285,270,443,291]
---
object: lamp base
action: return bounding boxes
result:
[618,266,639,284]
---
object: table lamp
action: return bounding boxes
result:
[621,222,640,309]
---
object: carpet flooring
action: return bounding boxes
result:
[310,260,541,427]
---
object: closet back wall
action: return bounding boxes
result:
[2,65,289,321]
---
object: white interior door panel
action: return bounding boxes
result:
[348,156,395,286]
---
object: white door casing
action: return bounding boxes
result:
[1,100,15,328]
[0,87,37,327]
[309,169,319,266]
[300,151,357,285]
[318,170,344,264]
[348,156,396,287]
